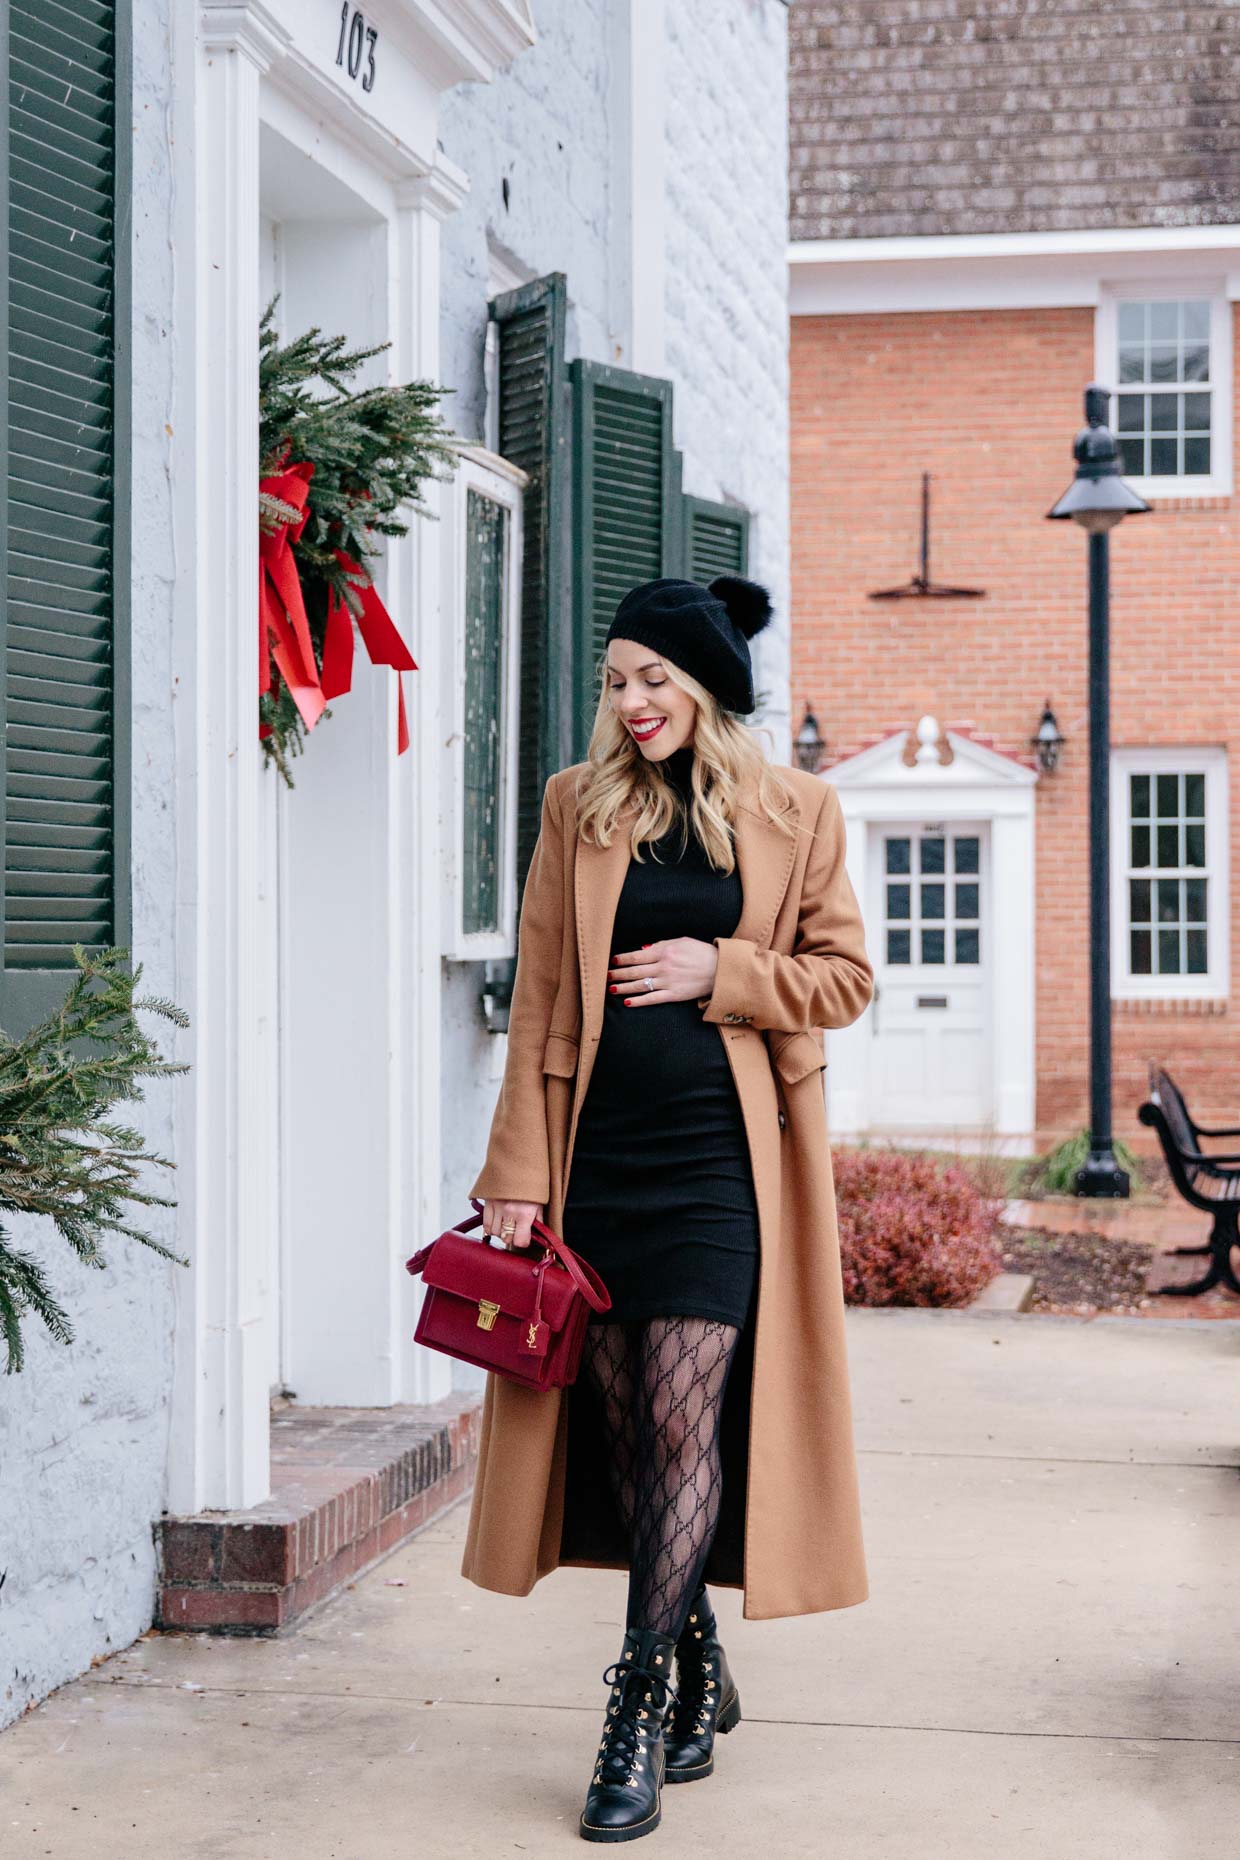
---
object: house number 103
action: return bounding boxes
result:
[335,5,378,93]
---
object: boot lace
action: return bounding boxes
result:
[594,1660,678,1788]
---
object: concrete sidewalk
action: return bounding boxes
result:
[6,1309,1240,1859]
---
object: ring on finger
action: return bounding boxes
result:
[642,975,655,992]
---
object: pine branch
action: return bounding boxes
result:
[258,301,459,778]
[0,947,190,1374]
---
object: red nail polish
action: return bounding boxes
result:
[609,985,618,994]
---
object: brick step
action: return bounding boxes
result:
[156,1393,482,1634]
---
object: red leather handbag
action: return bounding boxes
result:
[405,1198,611,1392]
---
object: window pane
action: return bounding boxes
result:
[1116,391,1144,429]
[462,490,507,934]
[887,928,911,965]
[1156,878,1181,923]
[1182,392,1211,431]
[1157,824,1179,867]
[1150,302,1177,341]
[1185,877,1207,923]
[1131,928,1152,974]
[1119,435,1146,476]
[954,836,980,874]
[1182,344,1210,383]
[1130,774,1150,817]
[1187,929,1208,974]
[1183,300,1210,341]
[887,882,911,920]
[1149,345,1178,384]
[1130,824,1151,867]
[921,883,945,920]
[920,837,945,875]
[921,928,945,965]
[955,927,980,965]
[1150,393,1178,431]
[956,882,979,920]
[1184,772,1205,815]
[1185,821,1206,867]
[1118,301,1145,342]
[886,838,911,875]
[1156,773,1179,817]
[1129,878,1151,923]
[1158,928,1181,973]
[1184,436,1211,475]
[1151,437,1177,475]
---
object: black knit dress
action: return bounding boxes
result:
[559,745,760,1330]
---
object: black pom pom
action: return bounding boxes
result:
[708,574,773,641]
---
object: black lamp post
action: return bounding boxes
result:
[1047,384,1150,1198]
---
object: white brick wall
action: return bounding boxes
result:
[665,0,791,754]
[0,0,185,1729]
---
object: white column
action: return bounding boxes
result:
[168,5,287,1513]
[609,0,666,375]
[394,159,468,1405]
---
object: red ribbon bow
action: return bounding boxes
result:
[258,462,416,754]
[322,550,417,756]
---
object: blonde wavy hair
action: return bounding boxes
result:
[571,654,798,872]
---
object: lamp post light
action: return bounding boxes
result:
[794,704,825,773]
[1047,384,1150,1198]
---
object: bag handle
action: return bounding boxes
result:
[462,1198,611,1314]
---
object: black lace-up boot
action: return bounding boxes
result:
[579,1624,678,1843]
[662,1585,742,1783]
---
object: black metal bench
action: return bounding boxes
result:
[1138,1063,1240,1295]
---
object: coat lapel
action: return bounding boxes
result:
[572,766,802,1038]
[730,773,802,949]
[573,819,629,1041]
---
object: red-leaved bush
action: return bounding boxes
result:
[833,1147,1003,1307]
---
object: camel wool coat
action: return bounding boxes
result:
[462,757,875,1620]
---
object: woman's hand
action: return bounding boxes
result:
[481,1199,542,1249]
[607,937,719,1008]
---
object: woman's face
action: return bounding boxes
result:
[605,637,697,762]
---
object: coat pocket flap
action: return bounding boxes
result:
[542,1033,580,1077]
[769,1029,827,1083]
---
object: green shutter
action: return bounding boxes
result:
[682,494,750,582]
[2,0,127,1032]
[461,489,506,936]
[569,360,676,762]
[488,274,570,899]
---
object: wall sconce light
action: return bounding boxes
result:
[794,704,825,773]
[1032,700,1066,774]
[480,957,515,1035]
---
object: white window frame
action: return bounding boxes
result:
[1095,282,1233,498]
[1110,747,1229,1002]
[440,444,527,961]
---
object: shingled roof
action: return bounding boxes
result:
[790,0,1240,242]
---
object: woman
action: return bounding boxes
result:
[466,574,874,1843]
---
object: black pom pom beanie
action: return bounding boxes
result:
[604,575,774,715]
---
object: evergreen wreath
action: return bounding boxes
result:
[0,948,190,1374]
[258,303,459,782]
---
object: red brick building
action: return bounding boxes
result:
[788,1,1240,1152]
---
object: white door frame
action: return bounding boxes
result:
[824,720,1039,1150]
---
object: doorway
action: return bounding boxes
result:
[868,820,991,1131]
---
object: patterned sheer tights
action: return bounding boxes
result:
[581,1316,742,1640]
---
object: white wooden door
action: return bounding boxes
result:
[868,821,992,1131]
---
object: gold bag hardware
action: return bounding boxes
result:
[476,1298,501,1331]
